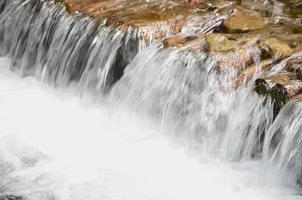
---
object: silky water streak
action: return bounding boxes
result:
[0,0,301,199]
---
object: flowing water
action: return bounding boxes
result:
[0,0,302,199]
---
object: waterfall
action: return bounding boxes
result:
[263,101,302,187]
[110,46,274,161]
[0,0,302,199]
[0,0,138,93]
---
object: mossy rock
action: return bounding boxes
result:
[269,83,289,117]
[254,78,290,118]
[254,78,269,95]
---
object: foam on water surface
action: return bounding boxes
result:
[0,58,300,200]
[0,0,302,199]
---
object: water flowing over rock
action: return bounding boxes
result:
[263,101,302,187]
[1,0,302,199]
[0,195,22,200]
[0,0,139,92]
[110,46,274,160]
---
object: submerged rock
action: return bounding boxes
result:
[241,0,273,14]
[0,195,23,200]
[253,68,302,116]
[260,37,294,59]
[162,34,201,48]
[223,14,265,32]
[211,48,255,70]
[205,33,253,52]
[221,59,274,90]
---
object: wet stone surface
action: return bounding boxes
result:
[0,196,23,200]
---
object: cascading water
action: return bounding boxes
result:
[0,0,138,93]
[263,101,302,188]
[110,46,275,161]
[0,0,302,199]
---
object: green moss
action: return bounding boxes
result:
[269,84,289,118]
[254,81,289,118]
[254,79,268,96]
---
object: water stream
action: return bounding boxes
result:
[0,0,302,199]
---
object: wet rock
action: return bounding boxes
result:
[58,0,302,102]
[268,17,302,33]
[181,13,227,35]
[223,14,265,32]
[0,0,7,14]
[286,55,302,73]
[187,0,205,5]
[210,35,266,71]
[0,195,23,200]
[62,0,209,22]
[278,0,302,17]
[254,78,268,95]
[295,66,302,80]
[260,37,294,59]
[162,34,200,48]
[241,0,273,14]
[222,59,274,90]
[253,69,302,116]
[254,73,292,116]
[206,33,245,52]
[269,83,289,117]
[212,48,254,70]
[138,19,187,41]
[255,71,302,97]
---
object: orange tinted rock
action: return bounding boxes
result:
[187,0,205,5]
[162,33,207,48]
[223,14,265,32]
[61,0,212,41]
[62,0,209,24]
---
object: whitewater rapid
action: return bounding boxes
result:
[0,57,300,200]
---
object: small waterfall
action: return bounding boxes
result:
[1,0,302,198]
[263,101,302,187]
[110,46,274,161]
[0,0,286,165]
[0,0,138,93]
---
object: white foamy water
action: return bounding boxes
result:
[0,58,300,200]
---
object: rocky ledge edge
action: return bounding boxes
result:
[14,0,302,114]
